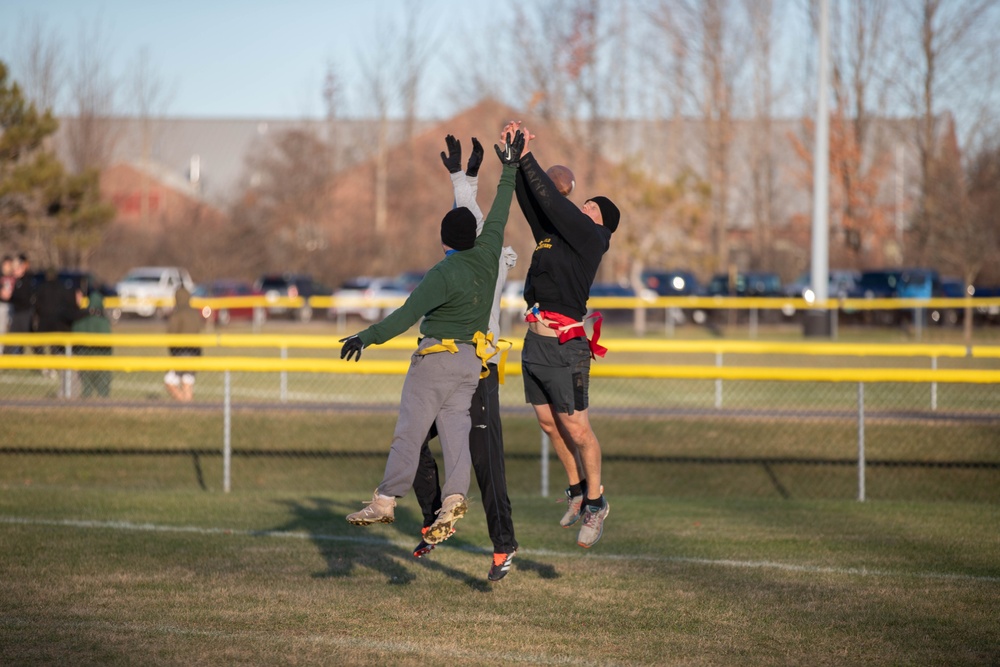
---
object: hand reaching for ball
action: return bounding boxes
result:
[501,120,533,155]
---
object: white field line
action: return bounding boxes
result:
[3,515,998,584]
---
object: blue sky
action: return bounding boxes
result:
[0,0,494,119]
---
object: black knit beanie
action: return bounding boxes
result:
[589,196,620,233]
[440,207,477,250]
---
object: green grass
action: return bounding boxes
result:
[1,486,997,666]
[2,320,998,663]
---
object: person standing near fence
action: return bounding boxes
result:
[340,130,525,548]
[4,254,35,355]
[34,268,84,379]
[501,120,620,549]
[409,134,520,582]
[164,285,203,402]
[0,255,13,353]
[72,291,113,398]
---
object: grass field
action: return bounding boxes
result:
[2,319,998,664]
[1,485,998,666]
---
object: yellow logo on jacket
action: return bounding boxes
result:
[535,237,553,252]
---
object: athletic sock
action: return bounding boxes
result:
[585,495,604,511]
[568,481,585,497]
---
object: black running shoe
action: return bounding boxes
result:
[413,527,435,558]
[413,526,454,558]
[488,550,517,582]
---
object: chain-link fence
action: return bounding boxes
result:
[1,333,997,504]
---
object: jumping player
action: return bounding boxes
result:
[501,120,620,548]
[410,134,519,582]
[341,130,525,550]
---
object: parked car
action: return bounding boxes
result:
[588,282,644,323]
[641,269,701,297]
[898,268,940,299]
[849,268,941,325]
[32,269,117,298]
[707,271,783,297]
[972,285,1000,325]
[641,269,702,325]
[328,276,410,322]
[851,269,905,299]
[930,276,966,326]
[115,266,194,318]
[783,269,860,303]
[192,280,262,326]
[254,273,326,322]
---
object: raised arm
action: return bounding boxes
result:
[441,134,484,227]
[521,154,599,249]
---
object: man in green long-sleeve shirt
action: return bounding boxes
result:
[340,130,524,545]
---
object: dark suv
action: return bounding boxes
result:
[707,271,783,297]
[254,273,326,322]
[32,269,120,320]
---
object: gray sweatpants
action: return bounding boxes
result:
[377,337,481,499]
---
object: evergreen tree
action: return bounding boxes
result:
[0,60,113,267]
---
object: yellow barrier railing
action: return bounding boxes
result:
[3,333,999,359]
[94,294,1000,313]
[1,353,999,383]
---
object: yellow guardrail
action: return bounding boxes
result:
[1,354,999,383]
[3,333,1000,359]
[95,294,1000,313]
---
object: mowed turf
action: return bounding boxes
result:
[1,482,998,666]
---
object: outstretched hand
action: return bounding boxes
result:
[339,335,364,362]
[466,137,483,177]
[495,129,526,166]
[500,120,533,154]
[440,134,462,174]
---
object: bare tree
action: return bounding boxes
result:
[744,0,779,269]
[63,16,119,174]
[356,21,396,238]
[126,46,175,226]
[12,16,64,113]
[962,137,1000,286]
[893,0,999,268]
[395,4,436,146]
[649,0,750,275]
[229,128,335,280]
[825,0,897,267]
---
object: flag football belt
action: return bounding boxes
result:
[525,303,607,359]
[417,331,513,383]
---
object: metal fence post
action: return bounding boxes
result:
[857,381,866,502]
[715,352,723,409]
[62,345,73,399]
[749,307,758,339]
[931,356,938,411]
[280,346,288,403]
[540,431,550,498]
[223,370,232,493]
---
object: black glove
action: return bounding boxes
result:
[339,335,364,362]
[466,137,483,177]
[494,130,525,166]
[440,134,462,174]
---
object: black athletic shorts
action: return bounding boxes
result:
[521,329,591,415]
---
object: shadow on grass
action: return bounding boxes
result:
[265,497,561,590]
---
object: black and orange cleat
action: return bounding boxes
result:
[488,550,517,582]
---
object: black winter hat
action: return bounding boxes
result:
[441,207,477,250]
[589,196,620,233]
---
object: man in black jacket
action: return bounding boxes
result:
[501,120,620,549]
[5,254,36,355]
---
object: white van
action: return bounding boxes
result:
[116,266,195,318]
